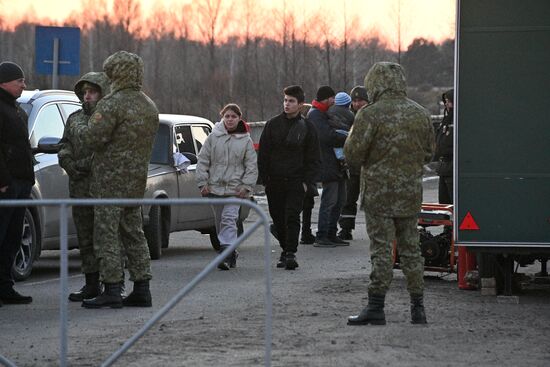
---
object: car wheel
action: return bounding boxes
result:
[144,205,162,260]
[160,207,170,249]
[12,208,39,281]
[209,228,221,252]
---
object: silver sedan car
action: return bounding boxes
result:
[14,90,232,280]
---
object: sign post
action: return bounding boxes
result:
[35,26,80,88]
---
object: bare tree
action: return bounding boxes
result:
[111,0,143,53]
[69,0,108,71]
[390,0,410,64]
[195,0,229,73]
[240,0,259,117]
[318,16,333,87]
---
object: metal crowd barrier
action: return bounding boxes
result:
[0,197,272,367]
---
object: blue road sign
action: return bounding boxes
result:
[35,26,80,76]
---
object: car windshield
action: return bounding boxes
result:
[150,124,170,164]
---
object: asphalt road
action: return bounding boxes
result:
[3,177,548,366]
[0,177,438,366]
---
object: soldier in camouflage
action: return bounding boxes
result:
[58,72,109,302]
[344,62,434,325]
[72,51,160,309]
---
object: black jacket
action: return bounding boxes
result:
[307,107,347,182]
[258,112,320,186]
[433,109,453,177]
[0,87,34,187]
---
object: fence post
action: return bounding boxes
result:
[59,203,69,367]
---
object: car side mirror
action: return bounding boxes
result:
[34,137,61,154]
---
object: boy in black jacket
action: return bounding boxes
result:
[258,85,321,270]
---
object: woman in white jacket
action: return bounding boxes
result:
[196,104,258,270]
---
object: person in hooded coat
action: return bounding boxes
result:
[58,72,110,302]
[72,51,159,309]
[433,89,454,204]
[344,62,434,326]
[196,103,258,270]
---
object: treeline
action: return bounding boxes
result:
[0,2,454,121]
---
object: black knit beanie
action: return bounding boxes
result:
[316,85,336,101]
[0,62,24,83]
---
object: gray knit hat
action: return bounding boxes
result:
[0,62,24,83]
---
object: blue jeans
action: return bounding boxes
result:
[316,179,346,239]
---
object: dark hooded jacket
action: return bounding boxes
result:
[307,106,347,182]
[344,62,435,216]
[433,89,454,177]
[0,86,34,187]
[72,51,159,198]
[58,72,110,197]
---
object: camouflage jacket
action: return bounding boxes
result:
[72,51,159,198]
[58,72,109,198]
[344,62,435,216]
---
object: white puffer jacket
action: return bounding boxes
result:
[196,121,258,196]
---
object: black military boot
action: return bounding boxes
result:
[347,293,386,325]
[410,294,428,324]
[69,272,101,302]
[123,280,152,307]
[276,252,287,268]
[82,283,123,309]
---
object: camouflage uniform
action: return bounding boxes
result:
[58,72,109,274]
[72,51,159,284]
[344,62,434,295]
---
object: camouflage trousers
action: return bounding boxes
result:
[365,213,424,295]
[94,205,151,284]
[72,205,98,274]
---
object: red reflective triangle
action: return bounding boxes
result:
[459,212,480,230]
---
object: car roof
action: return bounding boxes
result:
[18,91,213,126]
[18,89,79,104]
[159,114,214,127]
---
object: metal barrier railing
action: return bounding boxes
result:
[0,197,272,367]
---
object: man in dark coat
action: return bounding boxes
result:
[433,89,454,204]
[258,85,321,270]
[337,86,370,240]
[0,61,34,305]
[308,86,349,247]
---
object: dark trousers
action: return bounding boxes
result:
[0,179,33,289]
[301,194,315,235]
[339,173,360,231]
[317,179,346,238]
[265,180,305,254]
[438,175,453,204]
